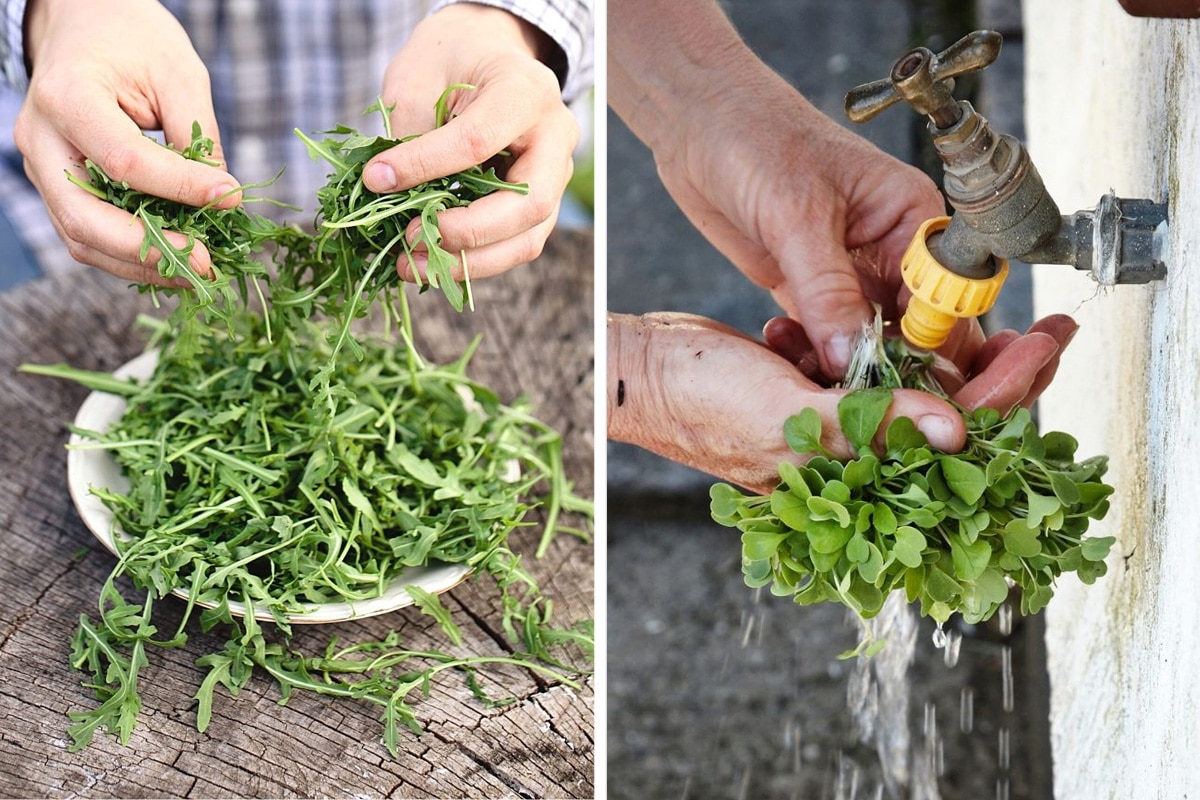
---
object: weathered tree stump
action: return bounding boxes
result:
[0,230,594,799]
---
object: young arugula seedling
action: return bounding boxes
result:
[711,327,1114,636]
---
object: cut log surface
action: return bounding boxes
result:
[0,230,594,799]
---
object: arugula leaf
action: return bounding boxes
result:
[784,409,826,456]
[406,585,464,647]
[837,388,893,455]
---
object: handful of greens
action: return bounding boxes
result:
[67,123,284,359]
[710,329,1114,628]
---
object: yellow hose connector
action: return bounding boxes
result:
[900,217,1009,349]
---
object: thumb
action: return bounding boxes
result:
[608,311,833,493]
[773,231,874,380]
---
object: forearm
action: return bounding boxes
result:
[609,0,749,151]
[609,0,840,165]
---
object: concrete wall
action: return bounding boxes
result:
[1026,3,1200,796]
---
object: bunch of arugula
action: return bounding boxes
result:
[282,89,526,347]
[25,91,590,755]
[270,89,528,412]
[710,324,1114,633]
[67,123,288,360]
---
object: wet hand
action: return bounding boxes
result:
[607,312,976,495]
[649,62,950,379]
[762,313,1079,415]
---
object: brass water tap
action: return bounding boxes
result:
[846,30,1169,349]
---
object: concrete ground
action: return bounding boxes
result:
[607,2,1052,798]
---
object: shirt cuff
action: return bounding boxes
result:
[0,0,28,91]
[430,0,593,103]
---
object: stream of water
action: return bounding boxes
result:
[835,598,1019,800]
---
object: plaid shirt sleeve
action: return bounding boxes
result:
[430,0,592,102]
[0,0,28,91]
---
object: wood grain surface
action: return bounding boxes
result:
[0,230,594,799]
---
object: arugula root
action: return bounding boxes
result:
[711,326,1114,630]
[32,96,591,754]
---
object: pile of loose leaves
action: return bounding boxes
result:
[24,89,591,755]
[710,322,1114,636]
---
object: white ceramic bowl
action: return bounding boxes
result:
[66,350,471,624]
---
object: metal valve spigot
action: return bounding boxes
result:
[846,30,1170,349]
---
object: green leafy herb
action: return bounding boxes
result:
[66,123,290,360]
[27,95,590,755]
[711,324,1114,628]
[286,89,527,331]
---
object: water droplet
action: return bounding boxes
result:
[943,628,963,668]
[931,623,948,649]
[960,688,975,733]
[998,727,1011,770]
[1001,646,1014,713]
[740,613,756,648]
[923,701,938,739]
[736,764,752,800]
[835,753,862,800]
[996,777,1010,800]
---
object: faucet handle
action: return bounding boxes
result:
[845,30,1003,128]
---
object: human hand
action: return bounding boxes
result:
[653,75,950,377]
[762,313,1078,413]
[15,0,239,284]
[364,4,580,282]
[607,312,1077,494]
[611,0,963,378]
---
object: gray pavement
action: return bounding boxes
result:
[607,2,1051,798]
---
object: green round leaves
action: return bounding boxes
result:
[711,392,1115,626]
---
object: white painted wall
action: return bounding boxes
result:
[1026,3,1200,796]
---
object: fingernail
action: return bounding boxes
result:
[401,251,427,282]
[366,162,397,192]
[823,333,854,377]
[916,414,957,450]
[208,183,238,205]
[406,222,423,247]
